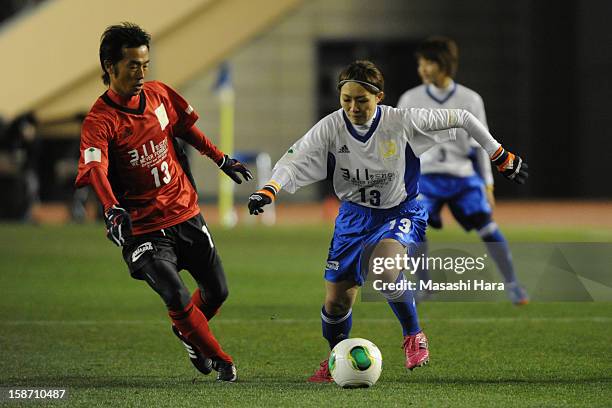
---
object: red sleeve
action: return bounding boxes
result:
[89,166,119,211]
[154,81,199,135]
[179,125,224,163]
[74,113,112,188]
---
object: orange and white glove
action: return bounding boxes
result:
[490,146,528,184]
[248,182,280,215]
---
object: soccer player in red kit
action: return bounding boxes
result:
[75,23,252,382]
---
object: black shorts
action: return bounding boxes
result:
[121,214,222,280]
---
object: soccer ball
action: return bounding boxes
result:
[329,338,382,388]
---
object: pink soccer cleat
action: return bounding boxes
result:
[307,359,333,383]
[403,331,429,370]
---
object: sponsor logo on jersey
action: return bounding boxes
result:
[338,144,351,153]
[132,242,153,263]
[326,260,340,271]
[379,140,397,159]
[128,138,169,167]
[155,104,169,131]
[83,147,101,164]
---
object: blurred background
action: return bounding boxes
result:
[0,0,610,225]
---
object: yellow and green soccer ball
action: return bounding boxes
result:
[329,338,383,388]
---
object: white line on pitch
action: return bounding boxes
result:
[1,317,611,325]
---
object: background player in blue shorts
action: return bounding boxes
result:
[247,60,528,382]
[397,36,529,305]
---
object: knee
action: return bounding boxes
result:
[324,298,351,316]
[467,212,493,233]
[209,285,229,307]
[476,221,499,239]
[200,284,229,308]
[163,287,192,311]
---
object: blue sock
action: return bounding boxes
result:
[321,306,352,349]
[382,274,421,336]
[480,224,517,283]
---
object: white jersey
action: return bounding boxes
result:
[270,105,500,209]
[397,82,494,185]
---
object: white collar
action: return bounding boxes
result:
[353,107,379,135]
[427,80,456,98]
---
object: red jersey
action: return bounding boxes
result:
[75,81,221,235]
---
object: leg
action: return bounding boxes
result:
[308,279,358,383]
[448,179,517,283]
[139,259,191,310]
[450,180,528,305]
[139,259,233,364]
[374,211,429,370]
[475,218,517,283]
[322,279,359,349]
[451,203,519,284]
[173,215,237,381]
[475,219,528,304]
[137,259,214,375]
[182,217,228,320]
[187,257,228,321]
[369,238,421,336]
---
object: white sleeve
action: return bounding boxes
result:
[402,108,459,156]
[454,109,501,156]
[403,107,501,157]
[269,120,331,194]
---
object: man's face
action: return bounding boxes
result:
[107,45,149,98]
[339,82,383,125]
[417,57,446,86]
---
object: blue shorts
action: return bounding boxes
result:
[417,174,491,231]
[324,198,428,286]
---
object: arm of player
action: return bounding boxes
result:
[270,119,331,193]
[407,108,528,184]
[469,95,495,188]
[247,118,331,215]
[454,110,528,184]
[178,125,252,184]
[75,118,132,245]
[89,167,132,246]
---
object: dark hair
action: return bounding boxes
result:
[415,36,459,78]
[99,22,151,85]
[337,60,385,97]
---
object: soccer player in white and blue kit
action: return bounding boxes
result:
[248,60,527,382]
[397,37,529,304]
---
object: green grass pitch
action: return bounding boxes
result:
[0,222,611,407]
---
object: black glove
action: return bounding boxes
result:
[104,205,132,246]
[491,147,529,184]
[248,184,278,215]
[218,154,253,184]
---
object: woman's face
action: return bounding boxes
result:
[417,57,446,86]
[339,82,383,125]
